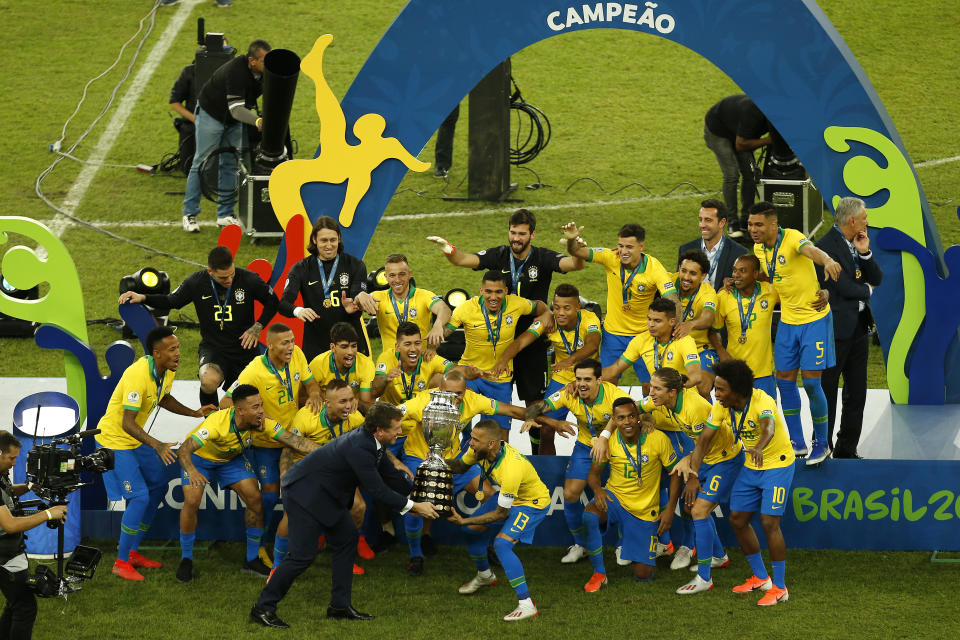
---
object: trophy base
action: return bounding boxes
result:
[412,465,455,518]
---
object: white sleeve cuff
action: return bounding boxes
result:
[294,306,304,317]
[497,493,515,509]
[599,430,612,440]
[858,251,873,260]
[400,498,414,515]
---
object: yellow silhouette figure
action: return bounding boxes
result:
[269,34,431,240]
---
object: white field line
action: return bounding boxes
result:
[52,0,202,237]
[915,154,960,168]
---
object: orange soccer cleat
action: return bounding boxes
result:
[757,585,789,606]
[357,536,375,560]
[732,575,773,594]
[353,563,365,575]
[127,550,162,569]
[112,559,145,581]
[583,572,608,593]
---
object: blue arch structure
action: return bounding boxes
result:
[296,0,951,403]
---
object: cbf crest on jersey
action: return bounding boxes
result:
[528,266,538,281]
[339,273,350,286]
[760,299,769,310]
[640,454,649,464]
[234,289,245,303]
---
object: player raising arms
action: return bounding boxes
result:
[674,250,719,398]
[581,399,680,591]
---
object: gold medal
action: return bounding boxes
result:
[322,298,332,308]
[738,334,747,344]
[855,268,862,279]
[622,303,631,311]
[636,478,643,488]
[474,490,484,501]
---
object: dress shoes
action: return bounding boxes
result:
[249,606,289,629]
[326,605,374,621]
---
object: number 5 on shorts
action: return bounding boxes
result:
[815,341,824,362]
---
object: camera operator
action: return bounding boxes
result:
[0,431,67,640]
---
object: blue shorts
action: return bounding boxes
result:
[565,441,593,481]
[596,490,658,566]
[465,377,513,430]
[404,453,481,495]
[730,464,795,516]
[181,453,255,489]
[501,504,548,544]
[544,378,570,420]
[699,348,718,374]
[774,313,836,371]
[248,446,282,485]
[102,445,167,501]
[754,375,777,399]
[697,450,745,503]
[602,330,650,383]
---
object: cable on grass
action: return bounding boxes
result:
[510,77,551,166]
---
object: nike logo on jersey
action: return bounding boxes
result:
[201,295,212,300]
[308,281,319,286]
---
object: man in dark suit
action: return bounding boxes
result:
[816,197,882,458]
[677,198,748,291]
[249,402,439,628]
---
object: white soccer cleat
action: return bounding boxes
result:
[182,214,199,233]
[560,544,586,564]
[615,545,631,566]
[670,545,694,570]
[503,601,539,622]
[458,571,497,594]
[216,215,243,228]
[655,541,674,558]
[690,554,730,571]
[676,574,714,595]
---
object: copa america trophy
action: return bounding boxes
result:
[411,390,459,517]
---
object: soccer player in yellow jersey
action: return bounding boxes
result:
[603,297,701,395]
[581,399,679,590]
[709,359,796,606]
[96,326,216,581]
[674,251,719,398]
[748,202,840,464]
[176,384,318,582]
[449,420,550,621]
[397,370,525,574]
[372,322,455,407]
[563,220,679,381]
[225,323,321,566]
[490,283,601,454]
[524,358,627,564]
[309,322,376,411]
[444,271,549,432]
[710,255,779,399]
[354,253,452,356]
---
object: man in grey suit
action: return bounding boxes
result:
[250,402,439,628]
[677,199,748,291]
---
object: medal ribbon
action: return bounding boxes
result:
[329,351,353,386]
[763,228,784,281]
[701,237,722,281]
[617,430,644,487]
[317,254,341,303]
[480,298,505,353]
[389,285,415,324]
[207,274,233,330]
[735,283,760,342]
[834,224,860,269]
[230,410,256,471]
[147,356,165,408]
[653,338,672,371]
[676,278,697,321]
[619,254,647,307]
[264,354,293,400]
[320,407,345,439]
[578,395,598,437]
[509,252,530,295]
[476,443,506,488]
[728,394,753,442]
[398,355,421,400]
[557,312,582,357]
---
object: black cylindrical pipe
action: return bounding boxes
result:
[256,48,300,171]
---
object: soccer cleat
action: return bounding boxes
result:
[112,559,145,581]
[242,557,271,577]
[176,557,193,583]
[757,585,789,606]
[560,544,586,564]
[670,545,694,570]
[676,574,714,594]
[258,546,273,569]
[615,545,631,566]
[458,571,497,594]
[503,602,539,622]
[317,534,327,551]
[128,550,162,569]
[791,440,809,458]
[656,541,674,558]
[353,563,365,575]
[690,554,730,571]
[407,556,424,577]
[732,575,773,593]
[357,536,375,560]
[583,572,607,592]
[217,215,242,228]
[806,440,831,466]
[433,167,449,179]
[182,215,199,233]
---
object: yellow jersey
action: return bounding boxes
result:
[447,294,537,382]
[713,283,779,378]
[706,389,795,471]
[640,388,741,462]
[309,350,375,397]
[96,356,176,450]
[399,389,499,460]
[621,333,699,378]
[527,310,602,385]
[754,226,828,324]
[605,429,677,521]
[374,351,453,405]
[290,406,365,459]
[587,248,675,336]
[370,286,443,355]
[228,348,314,448]
[186,409,284,463]
[462,442,550,508]
[674,276,718,352]
[544,382,630,447]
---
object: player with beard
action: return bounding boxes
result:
[673,250,719,399]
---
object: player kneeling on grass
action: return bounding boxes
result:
[581,401,680,591]
[710,359,796,606]
[176,385,319,582]
[448,420,550,622]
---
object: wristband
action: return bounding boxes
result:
[599,430,612,440]
[45,509,53,521]
[442,242,455,256]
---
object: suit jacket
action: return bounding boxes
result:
[815,227,883,340]
[677,236,748,291]
[282,427,411,527]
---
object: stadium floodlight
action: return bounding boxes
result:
[444,288,469,309]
